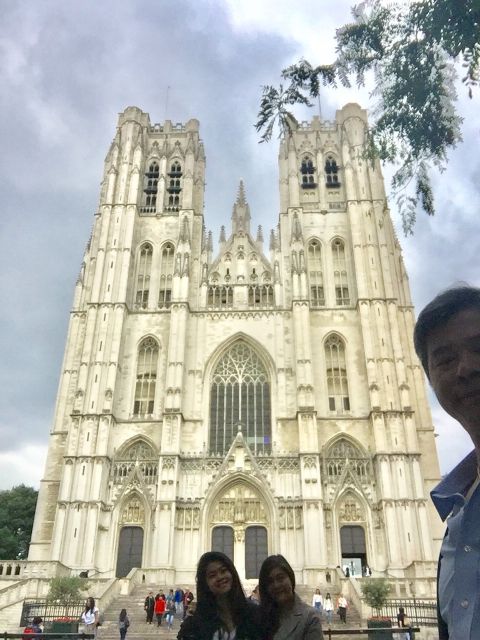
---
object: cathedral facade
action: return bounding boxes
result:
[29,104,443,591]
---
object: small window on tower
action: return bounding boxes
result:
[166,161,182,211]
[143,162,159,211]
[325,156,340,188]
[300,155,317,189]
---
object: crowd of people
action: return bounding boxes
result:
[144,588,195,629]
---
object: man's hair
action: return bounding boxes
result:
[414,285,480,377]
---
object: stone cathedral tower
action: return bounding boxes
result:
[29,104,443,594]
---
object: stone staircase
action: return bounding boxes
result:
[98,583,363,640]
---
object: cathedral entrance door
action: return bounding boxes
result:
[340,525,366,577]
[245,526,267,579]
[212,526,234,560]
[116,526,144,577]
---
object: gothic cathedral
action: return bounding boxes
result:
[29,104,443,594]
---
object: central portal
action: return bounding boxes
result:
[209,483,269,579]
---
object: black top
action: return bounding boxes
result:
[177,602,261,640]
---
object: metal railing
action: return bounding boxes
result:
[20,603,86,627]
[380,598,437,627]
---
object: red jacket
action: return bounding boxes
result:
[154,598,166,615]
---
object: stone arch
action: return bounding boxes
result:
[115,490,147,578]
[113,437,158,486]
[202,473,275,578]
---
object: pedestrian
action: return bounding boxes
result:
[323,593,334,625]
[155,593,166,627]
[23,616,43,639]
[165,597,176,630]
[176,550,261,640]
[183,589,194,618]
[118,609,130,640]
[248,585,260,605]
[144,591,155,624]
[396,607,411,640]
[258,554,323,640]
[414,286,480,639]
[312,589,323,613]
[336,595,348,624]
[81,597,99,637]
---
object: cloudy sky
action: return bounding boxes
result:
[1,0,478,490]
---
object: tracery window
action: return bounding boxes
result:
[166,160,182,211]
[113,440,158,484]
[248,284,274,308]
[210,342,271,455]
[208,285,233,308]
[325,156,340,187]
[332,239,350,305]
[326,439,368,479]
[159,242,175,308]
[144,161,159,209]
[307,240,324,306]
[135,243,153,309]
[325,334,350,413]
[300,155,317,189]
[133,337,159,416]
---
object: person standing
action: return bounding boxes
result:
[165,596,176,630]
[323,594,334,625]
[183,589,194,618]
[312,589,323,613]
[258,554,323,640]
[413,286,480,639]
[155,594,166,627]
[81,597,99,637]
[177,551,260,640]
[144,591,155,624]
[337,595,348,624]
[118,609,130,640]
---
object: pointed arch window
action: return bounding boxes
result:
[143,161,159,209]
[210,342,271,455]
[300,155,317,189]
[159,242,175,308]
[113,440,158,484]
[133,337,159,416]
[332,239,350,305]
[135,243,153,309]
[307,240,324,306]
[166,160,182,211]
[326,439,368,478]
[325,334,350,413]
[325,156,340,187]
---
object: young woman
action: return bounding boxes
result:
[258,555,323,640]
[311,589,323,613]
[166,597,176,630]
[81,597,99,637]
[177,551,260,640]
[118,609,130,640]
[322,594,334,625]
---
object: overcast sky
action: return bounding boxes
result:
[1,0,478,491]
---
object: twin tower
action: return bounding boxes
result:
[29,104,443,595]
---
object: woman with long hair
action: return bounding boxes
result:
[81,597,99,637]
[118,608,130,640]
[258,555,323,640]
[177,551,260,640]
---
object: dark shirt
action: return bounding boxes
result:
[177,601,261,640]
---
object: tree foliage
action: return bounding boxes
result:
[255,0,480,234]
[361,578,391,615]
[0,484,38,559]
[47,577,88,605]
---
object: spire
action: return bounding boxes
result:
[231,180,251,235]
[219,226,226,244]
[256,225,264,244]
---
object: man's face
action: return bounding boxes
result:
[427,308,480,442]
